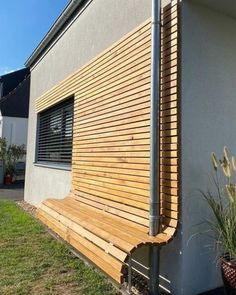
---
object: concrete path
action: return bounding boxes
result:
[0,182,24,201]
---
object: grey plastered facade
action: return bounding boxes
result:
[180,1,236,293]
[25,0,236,294]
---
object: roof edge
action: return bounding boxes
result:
[0,67,29,80]
[25,0,85,68]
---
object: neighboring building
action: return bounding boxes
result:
[24,0,236,294]
[0,68,30,146]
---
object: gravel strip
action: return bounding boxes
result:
[16,200,37,216]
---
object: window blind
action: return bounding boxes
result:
[36,97,74,164]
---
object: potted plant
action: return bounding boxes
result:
[4,161,15,185]
[0,138,7,184]
[0,138,26,184]
[202,147,236,294]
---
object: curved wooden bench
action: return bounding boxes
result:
[36,0,180,285]
[37,194,176,283]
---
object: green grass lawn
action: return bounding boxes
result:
[0,201,117,295]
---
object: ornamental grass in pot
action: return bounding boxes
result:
[202,147,236,294]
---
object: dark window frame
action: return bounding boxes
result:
[35,97,74,167]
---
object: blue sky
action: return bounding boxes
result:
[0,0,69,75]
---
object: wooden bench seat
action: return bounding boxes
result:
[37,196,172,283]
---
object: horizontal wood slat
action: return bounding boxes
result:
[37,209,123,282]
[36,0,180,285]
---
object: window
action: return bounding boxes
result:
[36,97,74,165]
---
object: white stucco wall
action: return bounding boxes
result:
[181,1,236,294]
[1,116,28,146]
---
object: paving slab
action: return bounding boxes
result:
[0,182,24,201]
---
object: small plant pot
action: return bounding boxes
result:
[221,256,236,295]
[4,174,13,185]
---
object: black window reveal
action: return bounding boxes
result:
[36,97,74,165]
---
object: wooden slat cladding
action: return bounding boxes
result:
[35,1,180,229]
[160,0,180,233]
[36,0,180,284]
[35,20,153,227]
[56,21,150,225]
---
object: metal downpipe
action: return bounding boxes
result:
[149,0,160,237]
[149,0,161,294]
